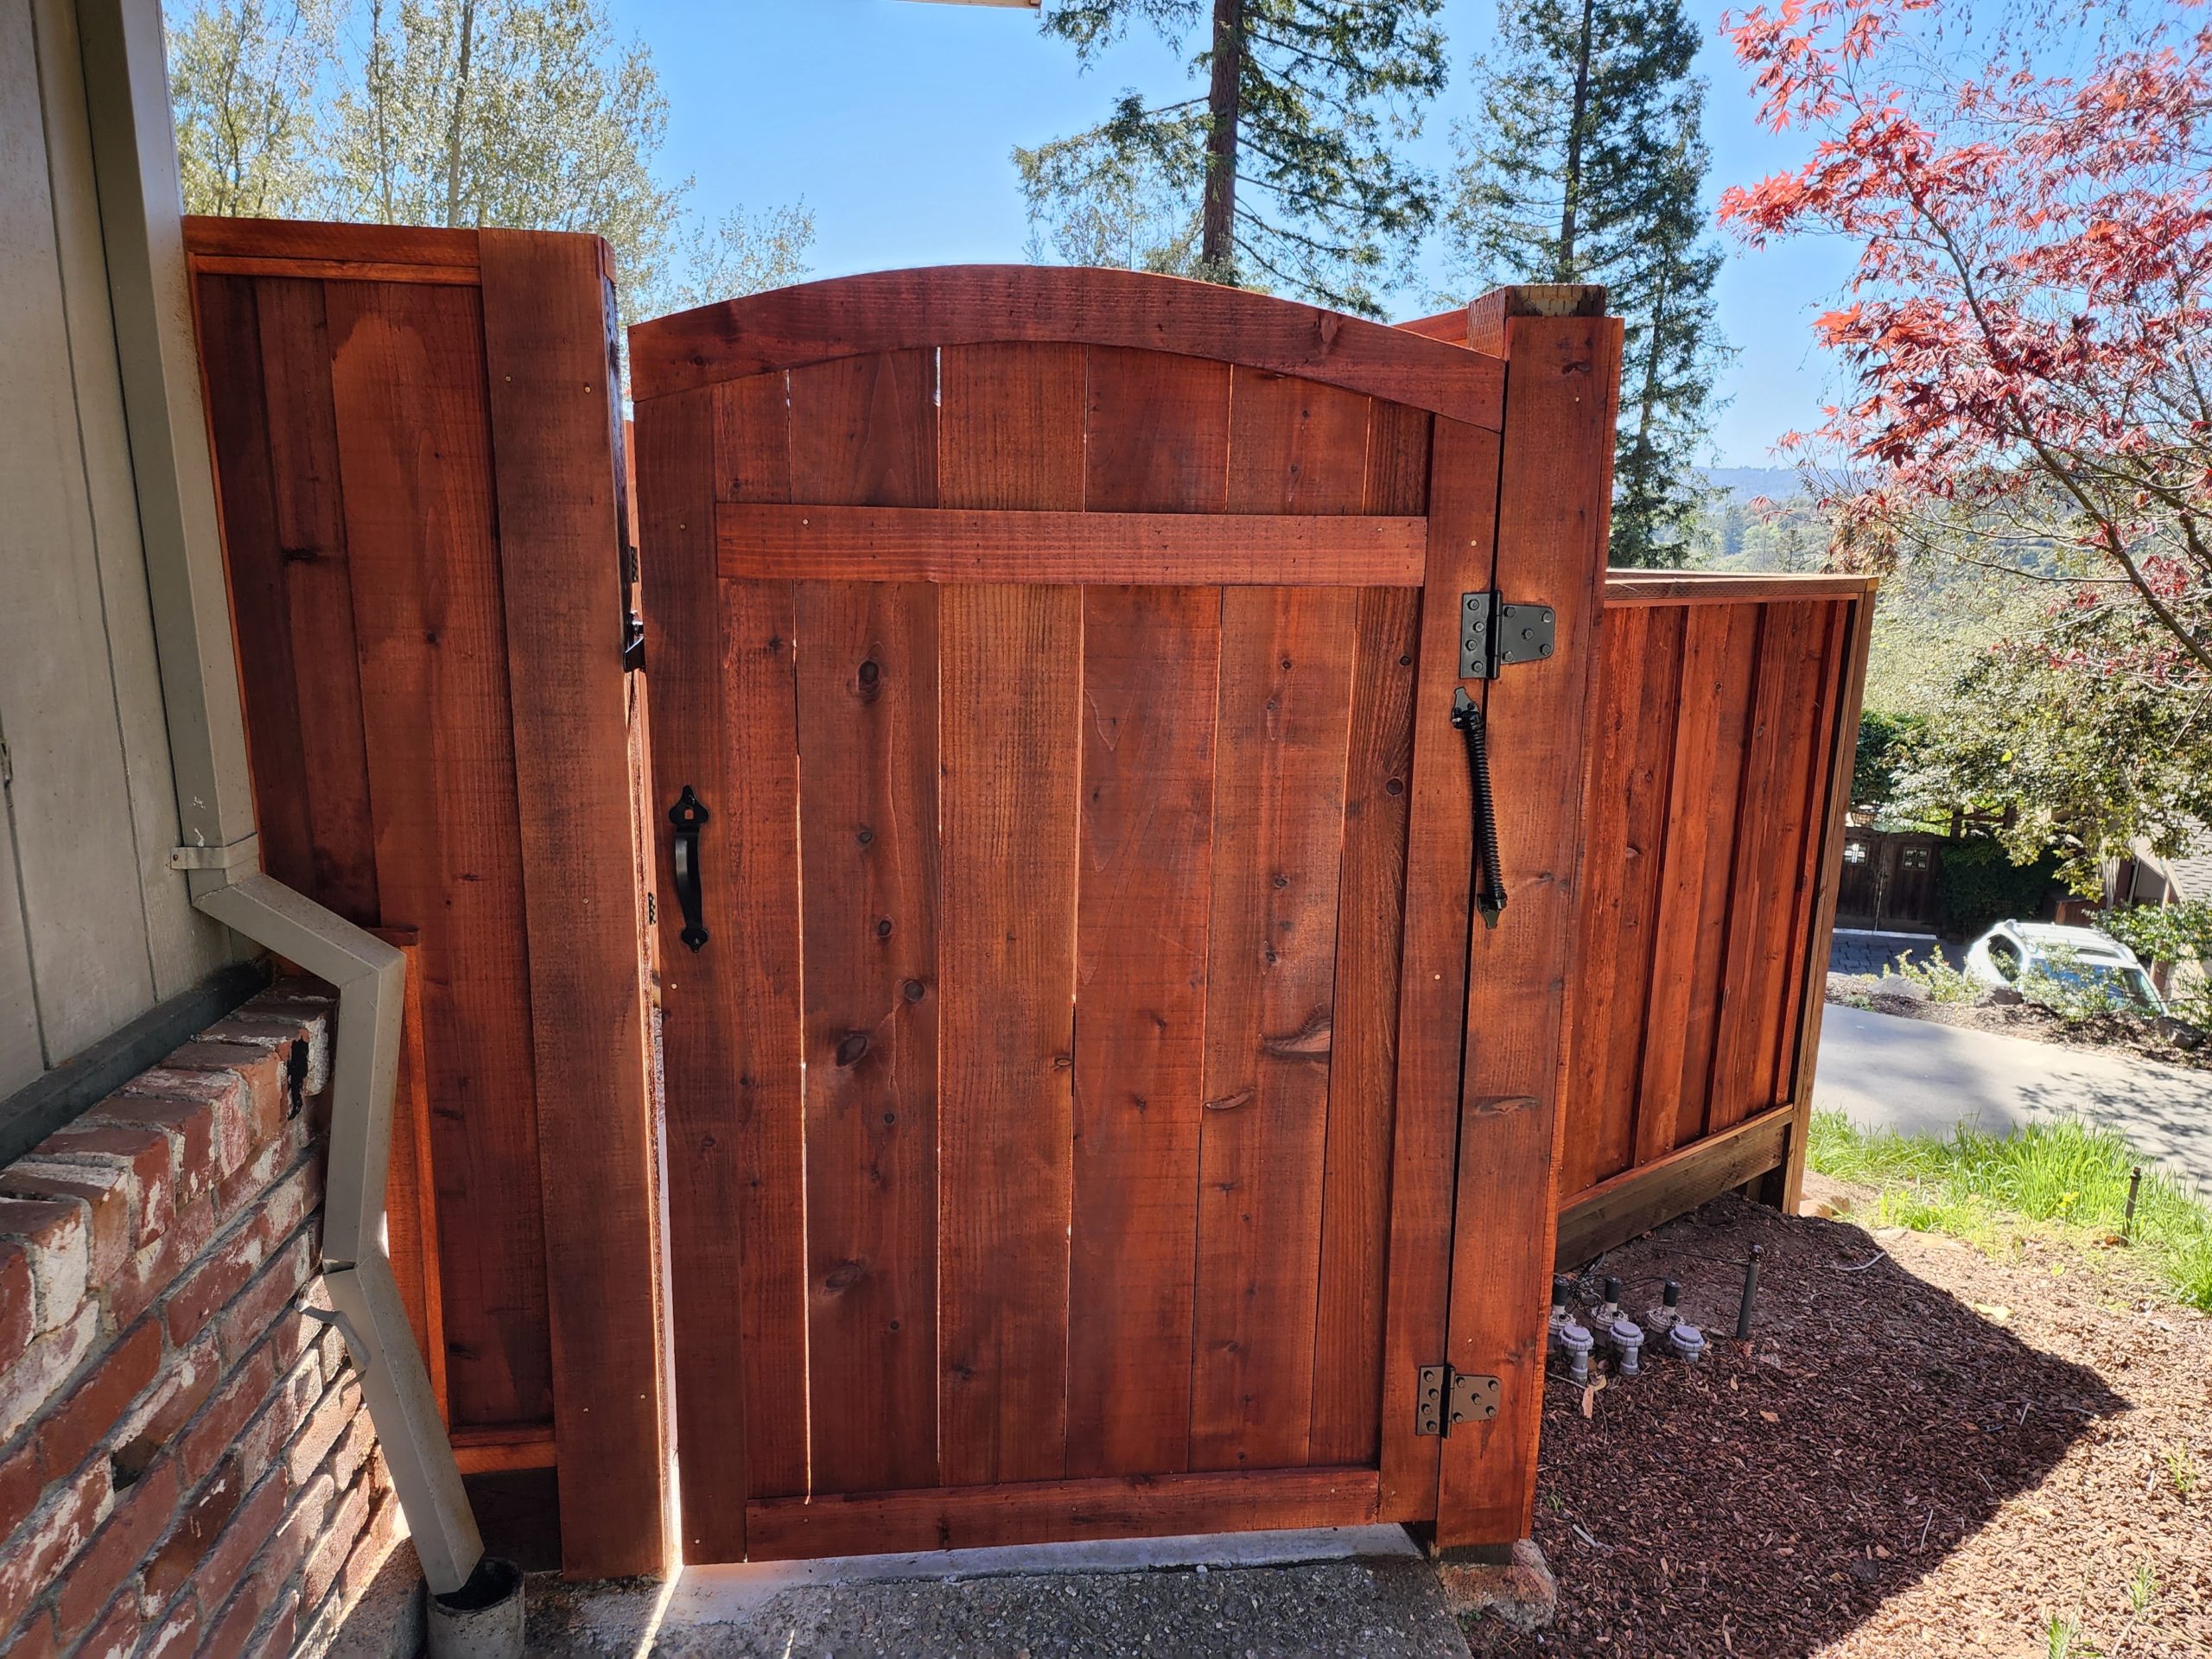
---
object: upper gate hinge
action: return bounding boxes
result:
[1414,1365,1503,1437]
[1459,591,1555,681]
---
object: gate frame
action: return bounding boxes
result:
[631,269,1618,1562]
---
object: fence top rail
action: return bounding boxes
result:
[627,264,1507,429]
[1603,571,1879,605]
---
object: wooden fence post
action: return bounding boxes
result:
[1434,284,1621,1553]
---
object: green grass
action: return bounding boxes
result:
[1805,1110,2212,1312]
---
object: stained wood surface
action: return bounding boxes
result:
[744,1466,1382,1560]
[1435,309,1620,1550]
[1555,1101,1795,1270]
[479,228,667,1576]
[188,219,665,1577]
[1556,587,1872,1231]
[1065,584,1218,1480]
[1376,417,1501,1523]
[630,265,1504,429]
[786,344,943,1499]
[648,309,1454,1558]
[715,504,1426,585]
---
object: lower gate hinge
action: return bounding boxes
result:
[1415,1365,1503,1437]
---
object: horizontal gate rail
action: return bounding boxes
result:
[742,1465,1383,1560]
[717,504,1427,585]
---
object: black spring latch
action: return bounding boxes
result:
[1452,688,1508,929]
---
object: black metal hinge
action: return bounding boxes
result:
[1460,592,1555,680]
[1414,1366,1503,1437]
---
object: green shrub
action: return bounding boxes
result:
[1938,835,2063,937]
[1880,950,1980,1003]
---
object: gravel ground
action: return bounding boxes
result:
[524,1553,1473,1657]
[1469,1189,2212,1658]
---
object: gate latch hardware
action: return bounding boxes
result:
[1460,592,1555,681]
[1415,1366,1503,1437]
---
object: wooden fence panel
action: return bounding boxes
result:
[1555,576,1875,1268]
[187,218,667,1577]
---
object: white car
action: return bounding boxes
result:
[1961,920,2166,1014]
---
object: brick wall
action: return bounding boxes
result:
[0,983,406,1657]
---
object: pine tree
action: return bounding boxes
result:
[1016,1,1447,315]
[1446,0,1727,566]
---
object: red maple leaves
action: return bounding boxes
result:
[1719,0,2212,674]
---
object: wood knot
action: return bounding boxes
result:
[835,1031,870,1067]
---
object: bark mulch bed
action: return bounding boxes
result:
[1468,1190,2212,1658]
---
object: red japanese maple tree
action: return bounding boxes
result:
[1719,0,2212,678]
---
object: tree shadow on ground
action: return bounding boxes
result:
[1469,1194,2128,1657]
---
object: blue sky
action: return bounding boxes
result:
[619,0,1856,467]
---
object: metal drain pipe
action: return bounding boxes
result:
[76,0,501,1625]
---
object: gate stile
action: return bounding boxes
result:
[631,270,1618,1562]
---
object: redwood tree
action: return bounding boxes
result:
[1015,0,1446,314]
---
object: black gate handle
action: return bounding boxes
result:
[1452,689,1508,929]
[668,785,709,952]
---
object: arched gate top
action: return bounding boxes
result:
[628,264,1505,431]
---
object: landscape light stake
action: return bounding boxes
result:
[2125,1166,2142,1241]
[1736,1243,1763,1341]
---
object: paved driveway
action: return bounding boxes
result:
[1814,1004,2212,1192]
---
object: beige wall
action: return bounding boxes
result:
[0,0,238,1099]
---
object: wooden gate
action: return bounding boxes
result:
[631,272,1618,1562]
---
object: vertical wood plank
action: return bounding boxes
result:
[1224,370,1371,512]
[785,332,944,1498]
[1377,416,1500,1521]
[479,230,667,1577]
[1307,582,1419,1466]
[1084,347,1228,512]
[931,341,1086,1486]
[1772,594,1875,1207]
[252,277,380,925]
[711,372,813,1513]
[1558,605,1652,1199]
[1633,603,1735,1165]
[1191,585,1358,1471]
[1708,604,1814,1132]
[196,274,317,899]
[1673,603,1761,1144]
[936,583,1082,1485]
[1308,402,1429,1465]
[793,582,942,1495]
[1436,306,1620,1548]
[324,277,555,1431]
[1065,584,1219,1479]
[1756,605,1845,1109]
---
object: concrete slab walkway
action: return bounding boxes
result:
[1815,1003,2212,1192]
[519,1527,1477,1658]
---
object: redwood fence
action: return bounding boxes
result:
[1556,572,1874,1267]
[183,216,1868,1577]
